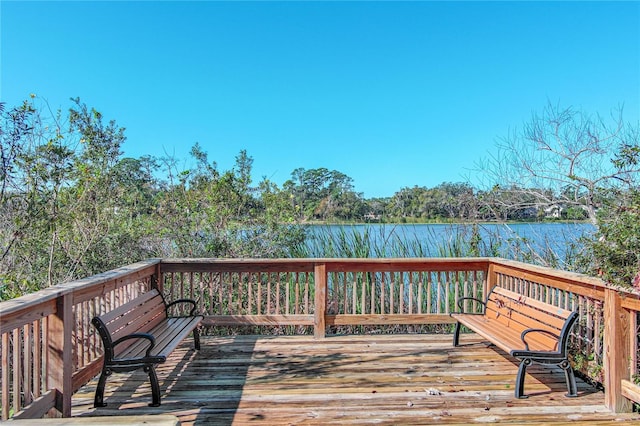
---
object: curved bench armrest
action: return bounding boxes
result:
[166,298,198,316]
[112,332,156,358]
[456,297,486,313]
[520,328,560,351]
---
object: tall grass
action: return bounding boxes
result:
[292,223,585,269]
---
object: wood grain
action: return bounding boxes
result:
[70,334,640,425]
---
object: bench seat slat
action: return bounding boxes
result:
[117,317,202,360]
[110,302,166,343]
[486,299,568,331]
[483,308,563,349]
[452,314,557,353]
[491,287,573,319]
[99,291,161,324]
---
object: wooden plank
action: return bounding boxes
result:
[68,334,640,425]
[71,264,157,305]
[13,328,21,414]
[314,263,327,338]
[72,358,103,393]
[622,379,640,405]
[492,286,574,319]
[604,288,633,412]
[620,295,640,311]
[34,318,42,399]
[11,390,57,421]
[0,299,56,335]
[98,289,159,324]
[453,315,524,353]
[490,261,606,300]
[48,292,73,417]
[12,414,180,425]
[328,314,456,325]
[325,258,490,273]
[203,314,314,326]
[160,259,315,274]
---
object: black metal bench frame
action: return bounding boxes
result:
[451,286,579,399]
[92,288,203,407]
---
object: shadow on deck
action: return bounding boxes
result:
[71,334,640,425]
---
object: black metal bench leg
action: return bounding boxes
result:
[560,359,578,397]
[94,369,110,408]
[194,327,201,350]
[453,322,461,347]
[515,358,531,399]
[145,364,161,407]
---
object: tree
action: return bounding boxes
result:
[477,102,640,224]
[581,189,640,288]
[0,100,35,264]
[580,142,640,289]
[283,167,364,221]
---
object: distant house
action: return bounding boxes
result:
[543,204,563,219]
[364,213,381,222]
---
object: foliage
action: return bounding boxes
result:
[2,97,636,298]
[387,182,478,221]
[577,129,640,289]
[477,102,640,224]
[0,98,303,299]
[283,167,366,221]
[579,189,640,289]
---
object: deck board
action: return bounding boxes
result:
[71,334,640,425]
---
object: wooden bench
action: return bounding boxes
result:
[91,288,203,407]
[451,286,578,399]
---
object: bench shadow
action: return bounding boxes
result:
[77,335,256,425]
[468,341,601,398]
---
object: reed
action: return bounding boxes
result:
[293,223,583,270]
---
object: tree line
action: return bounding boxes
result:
[1,97,639,298]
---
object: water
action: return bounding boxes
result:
[302,222,595,267]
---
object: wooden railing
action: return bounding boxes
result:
[0,260,158,419]
[1,257,639,420]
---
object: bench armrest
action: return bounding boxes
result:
[455,297,486,313]
[166,298,198,316]
[520,328,560,351]
[112,332,156,359]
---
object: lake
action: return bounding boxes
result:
[302,223,595,267]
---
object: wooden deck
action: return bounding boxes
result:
[71,334,640,425]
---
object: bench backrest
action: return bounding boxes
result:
[92,288,168,353]
[485,286,576,352]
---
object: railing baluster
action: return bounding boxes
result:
[34,318,42,400]
[13,328,20,414]
[24,323,32,407]
[2,332,10,420]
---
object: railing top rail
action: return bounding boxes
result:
[490,258,640,302]
[161,257,494,264]
[159,257,493,272]
[491,258,608,287]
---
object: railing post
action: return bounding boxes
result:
[485,261,496,296]
[152,260,163,293]
[48,291,73,417]
[603,287,633,412]
[314,263,327,339]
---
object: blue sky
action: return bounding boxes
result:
[2,1,639,198]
